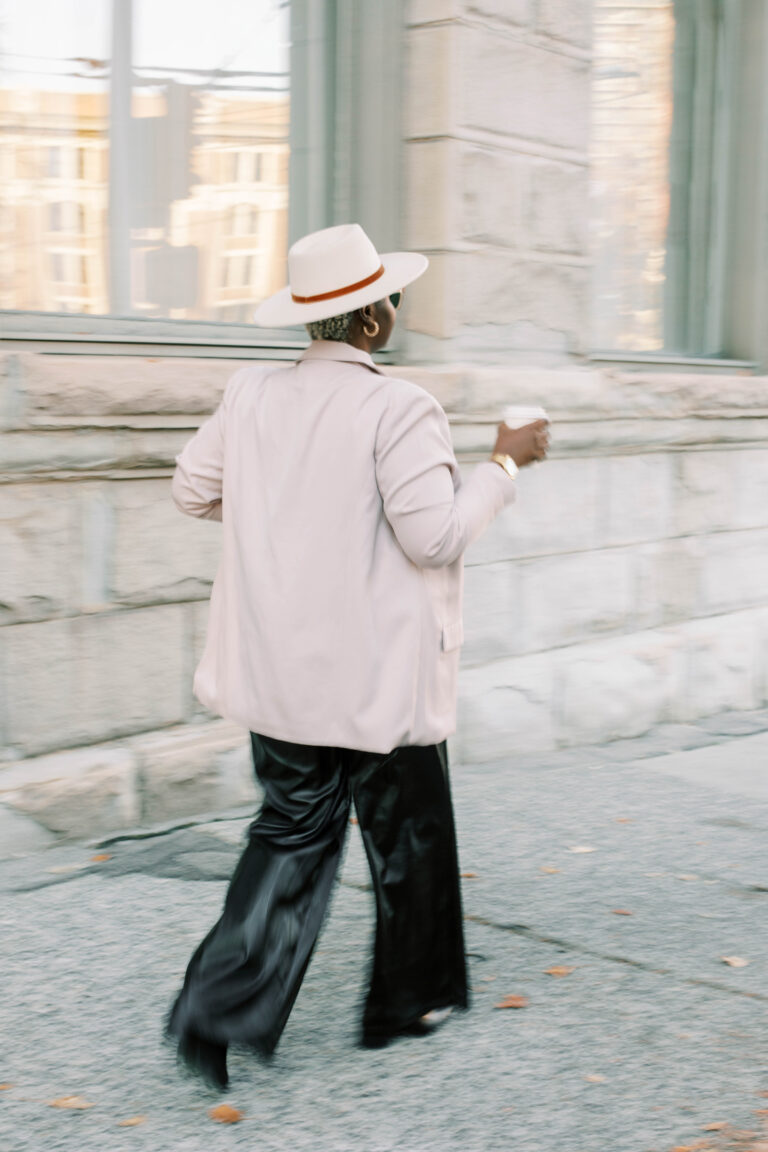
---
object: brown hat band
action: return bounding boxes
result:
[291,264,385,305]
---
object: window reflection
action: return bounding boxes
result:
[0,0,290,321]
[591,0,675,351]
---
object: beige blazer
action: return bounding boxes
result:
[172,341,516,753]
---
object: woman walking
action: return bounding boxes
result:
[166,223,549,1088]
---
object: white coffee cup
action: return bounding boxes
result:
[502,404,549,429]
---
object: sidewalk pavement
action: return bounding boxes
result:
[1,711,767,1152]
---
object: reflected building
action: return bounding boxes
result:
[0,85,289,320]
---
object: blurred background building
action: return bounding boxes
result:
[2,0,767,842]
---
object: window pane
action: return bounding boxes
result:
[0,0,290,321]
[591,0,676,351]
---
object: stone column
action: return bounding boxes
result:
[401,0,592,364]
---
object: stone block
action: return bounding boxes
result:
[460,26,590,152]
[461,253,589,353]
[406,0,464,24]
[460,145,527,249]
[557,630,685,745]
[677,612,763,720]
[130,720,252,824]
[698,528,768,615]
[632,538,703,629]
[460,365,608,418]
[383,365,465,412]
[599,454,673,546]
[110,479,222,604]
[515,548,635,652]
[0,746,139,837]
[455,651,556,762]
[404,140,459,250]
[673,449,740,536]
[4,606,189,756]
[16,353,239,419]
[465,456,602,564]
[467,0,532,26]
[404,24,457,139]
[461,561,523,665]
[0,482,80,622]
[735,447,768,530]
[0,804,56,857]
[528,161,589,255]
[536,0,592,48]
[403,252,461,340]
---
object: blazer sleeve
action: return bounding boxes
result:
[375,382,516,568]
[171,374,242,521]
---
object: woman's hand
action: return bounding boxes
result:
[492,419,550,468]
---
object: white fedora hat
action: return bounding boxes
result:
[253,223,428,327]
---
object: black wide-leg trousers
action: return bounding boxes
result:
[167,733,468,1054]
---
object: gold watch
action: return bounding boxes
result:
[490,452,519,480]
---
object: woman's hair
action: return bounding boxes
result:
[306,311,354,342]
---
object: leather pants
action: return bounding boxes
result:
[167,733,468,1053]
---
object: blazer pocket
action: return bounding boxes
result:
[441,620,465,653]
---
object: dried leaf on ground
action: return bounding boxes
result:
[540,866,561,874]
[494,994,529,1009]
[90,853,111,863]
[545,966,575,977]
[753,1108,768,1116]
[461,872,478,879]
[209,1105,244,1124]
[349,817,358,825]
[614,817,634,824]
[584,1074,606,1083]
[721,956,750,968]
[702,1122,729,1131]
[49,1096,95,1110]
[568,846,596,853]
[611,909,633,916]
[117,1116,147,1127]
[0,1085,13,1090]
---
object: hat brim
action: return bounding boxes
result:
[252,251,429,327]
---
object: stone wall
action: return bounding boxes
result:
[2,350,767,841]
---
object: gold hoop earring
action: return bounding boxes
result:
[363,319,380,339]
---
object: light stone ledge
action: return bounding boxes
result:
[454,606,768,760]
[0,719,255,845]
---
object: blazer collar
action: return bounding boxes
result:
[298,340,386,375]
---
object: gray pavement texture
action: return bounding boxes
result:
[1,713,767,1152]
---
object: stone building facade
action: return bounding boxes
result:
[2,0,767,845]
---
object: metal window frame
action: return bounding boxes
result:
[0,0,404,361]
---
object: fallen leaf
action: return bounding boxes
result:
[545,966,574,977]
[540,866,561,874]
[0,1084,13,1090]
[677,874,700,881]
[721,956,749,968]
[90,853,111,863]
[702,1123,728,1131]
[614,817,634,824]
[461,872,478,879]
[568,846,596,853]
[585,1074,606,1083]
[494,994,529,1009]
[753,1109,768,1117]
[611,909,633,916]
[117,1116,147,1127]
[209,1105,244,1124]
[49,1096,95,1110]
[349,817,358,826]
